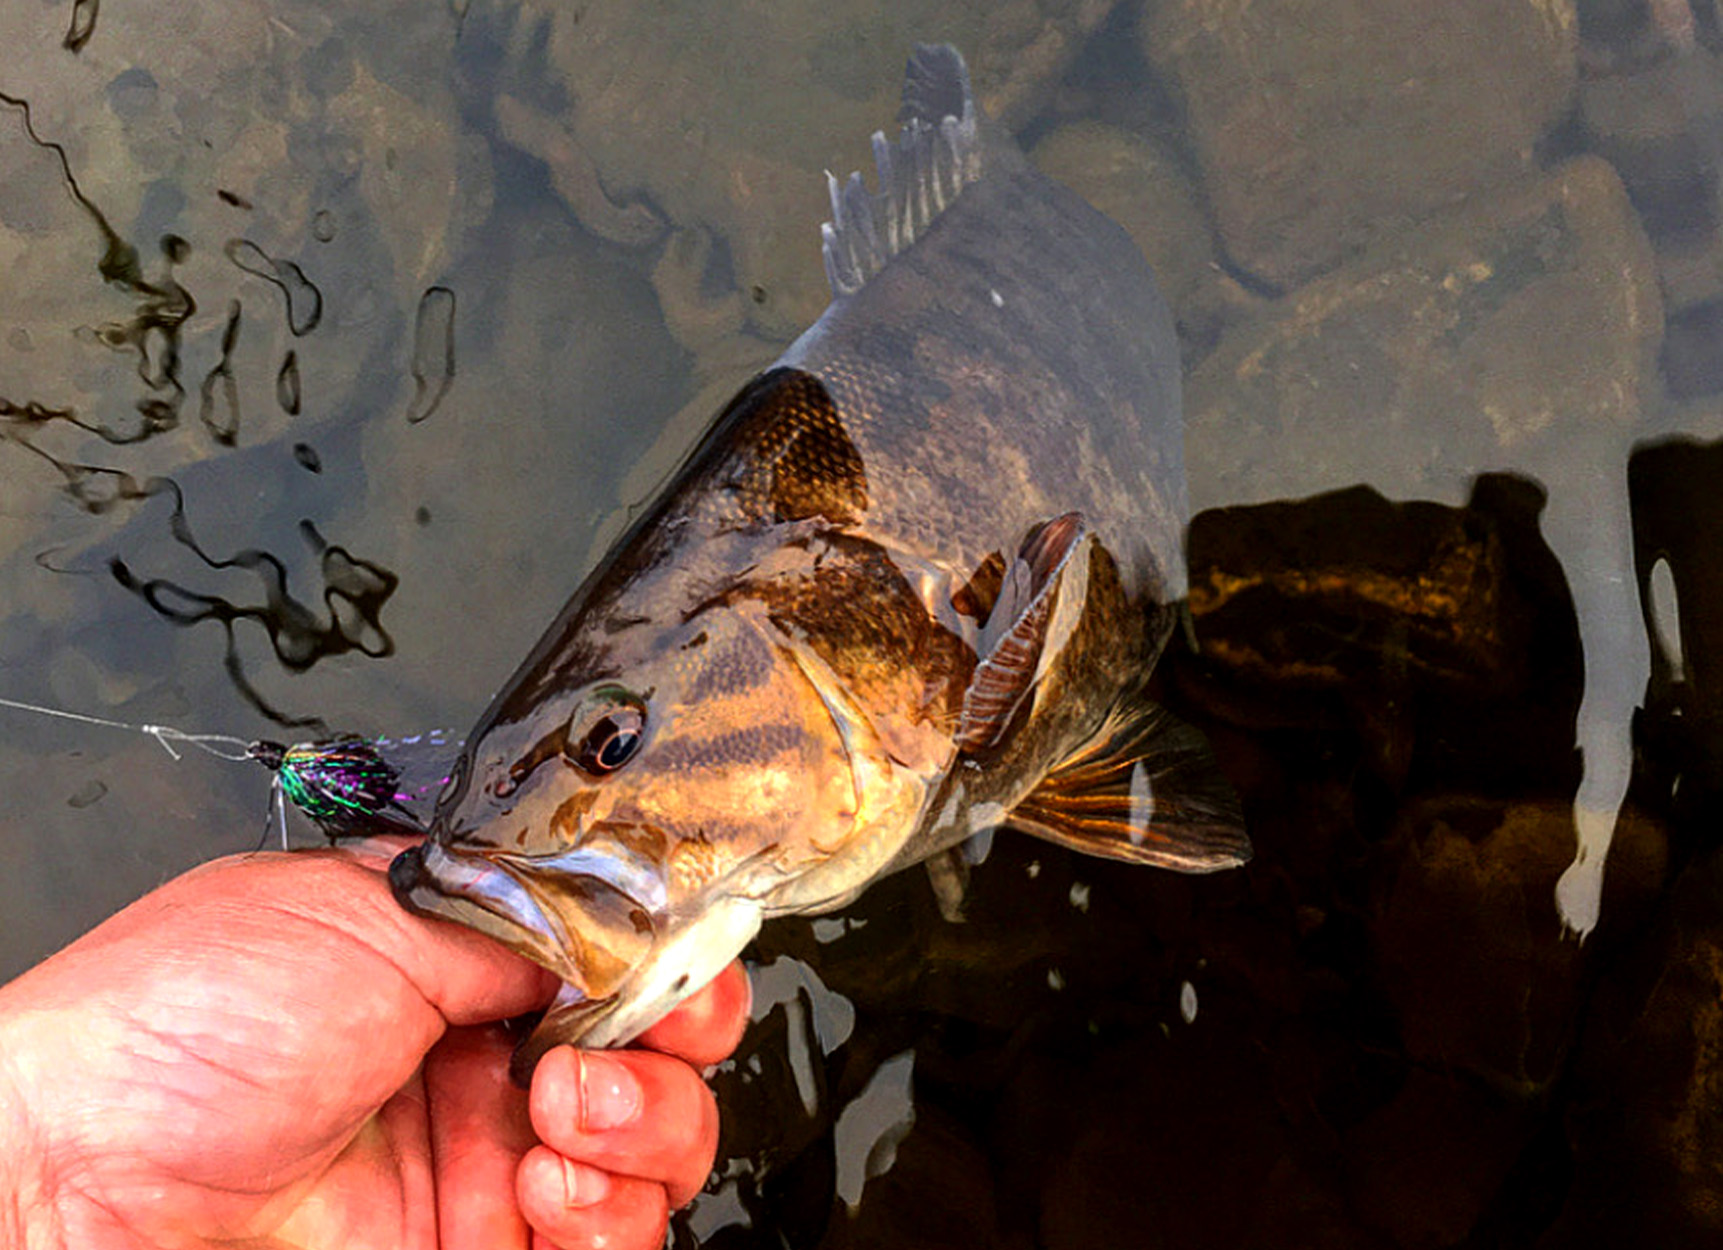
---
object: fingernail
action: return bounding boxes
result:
[561,1157,611,1208]
[576,1052,642,1132]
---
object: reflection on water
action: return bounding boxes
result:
[2,0,1723,1245]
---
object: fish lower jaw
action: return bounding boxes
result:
[514,895,765,1077]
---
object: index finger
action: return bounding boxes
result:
[632,960,751,1068]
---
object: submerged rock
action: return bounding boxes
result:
[1182,477,1583,800]
[1030,120,1216,323]
[1184,157,1661,511]
[493,0,1119,345]
[1373,797,1665,1096]
[1140,0,1579,288]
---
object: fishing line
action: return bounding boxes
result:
[0,693,447,845]
[0,694,254,761]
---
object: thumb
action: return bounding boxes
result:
[51,846,559,1031]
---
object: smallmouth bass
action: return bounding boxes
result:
[390,45,1249,1080]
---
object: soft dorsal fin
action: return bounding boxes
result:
[1008,698,1251,873]
[821,44,983,298]
[956,513,1087,752]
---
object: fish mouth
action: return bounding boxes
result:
[389,842,569,976]
[391,841,764,1080]
[388,842,644,992]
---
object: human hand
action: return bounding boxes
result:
[0,844,750,1250]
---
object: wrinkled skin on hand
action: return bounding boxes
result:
[0,842,750,1250]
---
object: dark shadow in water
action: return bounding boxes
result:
[62,0,98,53]
[1630,435,1723,867]
[100,479,401,733]
[406,285,457,424]
[224,239,323,337]
[0,90,197,445]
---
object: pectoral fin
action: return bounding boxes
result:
[1008,700,1251,872]
[956,513,1087,752]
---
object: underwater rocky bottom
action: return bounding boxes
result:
[680,454,1723,1250]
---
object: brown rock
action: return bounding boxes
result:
[1184,156,1661,513]
[1141,0,1578,288]
[500,0,1121,344]
[1578,48,1723,257]
[1188,486,1523,702]
[1175,476,1588,800]
[1030,121,1214,317]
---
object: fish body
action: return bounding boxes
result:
[390,46,1248,1080]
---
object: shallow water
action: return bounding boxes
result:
[3,1,1721,1245]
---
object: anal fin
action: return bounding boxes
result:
[1008,699,1251,873]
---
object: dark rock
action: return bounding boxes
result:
[1344,1069,1540,1249]
[1545,844,1723,1245]
[1180,479,1584,799]
[1629,433,1723,854]
[1372,797,1665,1096]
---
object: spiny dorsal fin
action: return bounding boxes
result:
[1008,699,1251,874]
[956,513,1087,752]
[821,44,983,299]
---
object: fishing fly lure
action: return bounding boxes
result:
[247,736,435,842]
[0,695,448,846]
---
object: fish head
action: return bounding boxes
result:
[391,598,921,1076]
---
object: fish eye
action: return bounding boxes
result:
[568,693,646,777]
